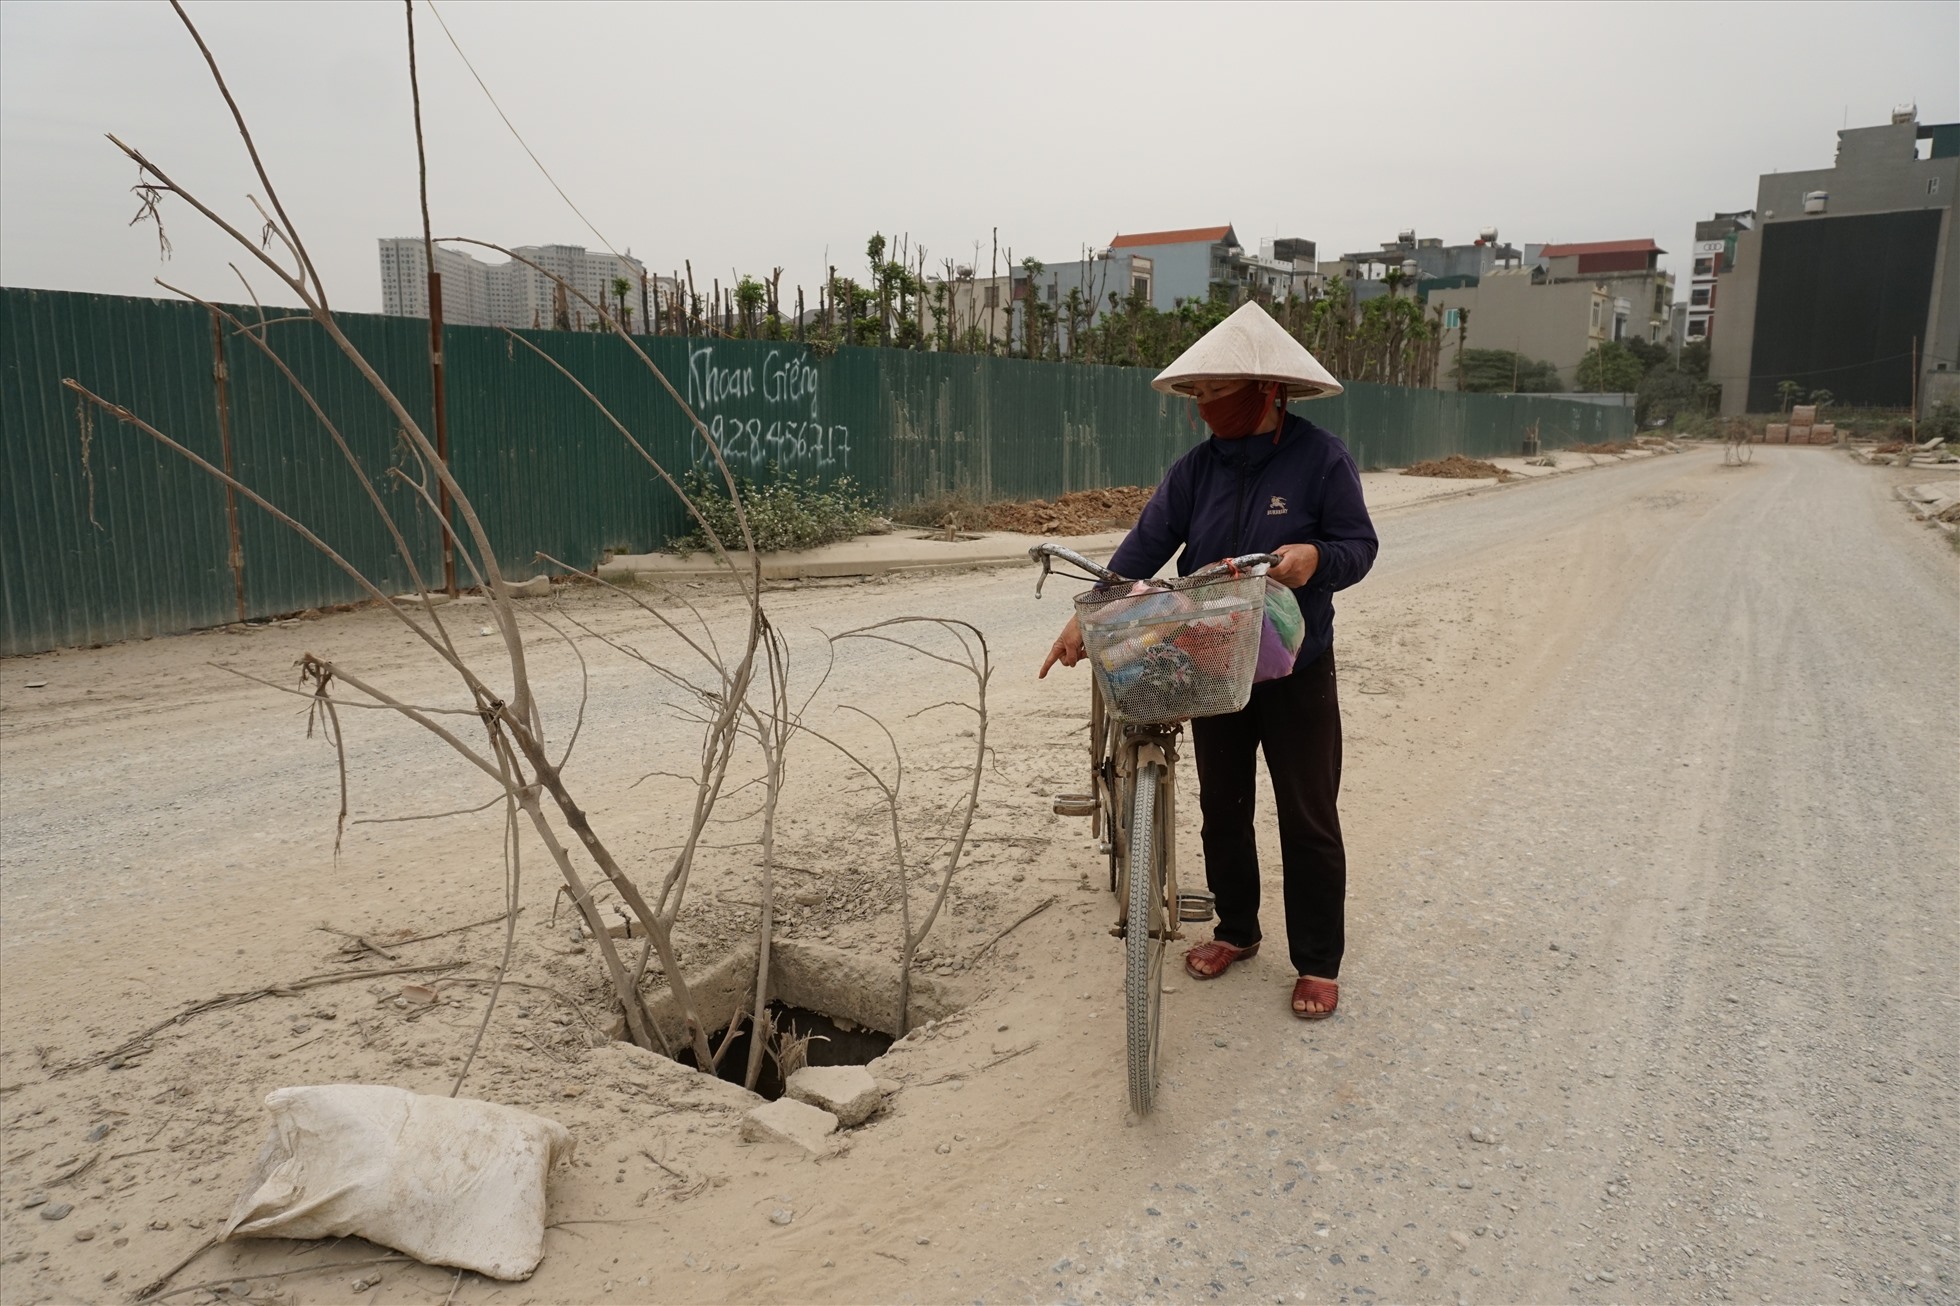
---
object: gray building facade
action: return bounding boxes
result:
[1709,108,1960,414]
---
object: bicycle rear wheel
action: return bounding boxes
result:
[1125,760,1168,1115]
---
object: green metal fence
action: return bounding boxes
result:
[1,286,1631,656]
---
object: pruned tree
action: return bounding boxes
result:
[60,0,809,1083]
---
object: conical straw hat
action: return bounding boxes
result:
[1152,301,1343,400]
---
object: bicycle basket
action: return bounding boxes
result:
[1074,570,1267,723]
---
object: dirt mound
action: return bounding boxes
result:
[1570,441,1631,455]
[983,486,1154,535]
[1402,455,1508,480]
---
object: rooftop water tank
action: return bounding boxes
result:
[1479,226,1499,244]
[1803,191,1828,214]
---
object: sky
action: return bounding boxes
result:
[2,0,1956,313]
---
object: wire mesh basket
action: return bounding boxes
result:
[1075,571,1267,723]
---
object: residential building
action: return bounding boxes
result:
[1023,249,1155,316]
[1429,238,1674,388]
[1106,225,1245,309]
[1684,211,1753,343]
[1709,106,1960,414]
[378,239,664,332]
[1244,238,1319,301]
[378,239,496,326]
[1326,229,1528,303]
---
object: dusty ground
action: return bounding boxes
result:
[2,447,1954,1305]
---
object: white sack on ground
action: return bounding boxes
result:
[221,1084,574,1281]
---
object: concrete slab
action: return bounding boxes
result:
[740,1097,839,1155]
[784,1065,882,1127]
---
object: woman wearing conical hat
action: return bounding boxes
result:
[1039,302,1379,1019]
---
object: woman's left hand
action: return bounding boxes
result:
[1267,542,1321,587]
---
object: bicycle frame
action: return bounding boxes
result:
[1032,541,1278,936]
[1031,539,1278,1114]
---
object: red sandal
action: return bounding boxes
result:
[1184,939,1259,980]
[1291,976,1338,1020]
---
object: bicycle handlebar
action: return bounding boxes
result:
[1027,542,1279,598]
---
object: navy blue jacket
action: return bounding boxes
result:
[1107,412,1378,670]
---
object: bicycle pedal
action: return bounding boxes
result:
[1052,792,1098,817]
[1177,891,1216,923]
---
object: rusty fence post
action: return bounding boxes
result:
[209,309,247,621]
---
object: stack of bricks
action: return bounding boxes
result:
[1757,412,1836,444]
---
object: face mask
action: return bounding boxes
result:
[1197,382,1277,440]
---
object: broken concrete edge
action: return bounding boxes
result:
[586,1043,762,1113]
[637,938,969,1061]
[740,1096,841,1156]
[783,1065,882,1128]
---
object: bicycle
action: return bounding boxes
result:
[1723,419,1755,466]
[1030,543,1279,1115]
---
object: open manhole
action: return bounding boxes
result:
[639,939,964,1101]
[678,1001,893,1101]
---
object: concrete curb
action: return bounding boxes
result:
[597,529,1130,584]
[594,451,1673,584]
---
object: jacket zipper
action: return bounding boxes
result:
[1233,457,1248,554]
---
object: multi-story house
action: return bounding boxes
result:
[1430,239,1675,387]
[1103,225,1241,309]
[1710,106,1959,414]
[1684,211,1753,344]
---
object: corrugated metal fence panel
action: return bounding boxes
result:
[445,328,681,574]
[224,310,444,615]
[1,290,233,655]
[443,332,884,569]
[885,353,1200,505]
[1,287,1635,655]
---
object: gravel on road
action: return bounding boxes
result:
[1,446,1952,1305]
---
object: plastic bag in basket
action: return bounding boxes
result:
[1170,607,1259,677]
[1254,579,1307,682]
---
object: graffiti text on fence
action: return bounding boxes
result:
[686,344,849,473]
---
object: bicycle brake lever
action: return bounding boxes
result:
[1031,548,1052,598]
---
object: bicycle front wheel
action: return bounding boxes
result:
[1125,760,1168,1116]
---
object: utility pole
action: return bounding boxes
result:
[405,0,455,595]
[990,227,999,356]
[1911,334,1920,441]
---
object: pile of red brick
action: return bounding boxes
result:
[1760,405,1837,444]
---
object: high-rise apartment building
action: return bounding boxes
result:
[378,239,659,331]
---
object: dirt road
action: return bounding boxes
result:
[2,447,1953,1304]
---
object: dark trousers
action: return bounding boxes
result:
[1190,649,1346,978]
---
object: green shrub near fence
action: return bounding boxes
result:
[0,286,1631,656]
